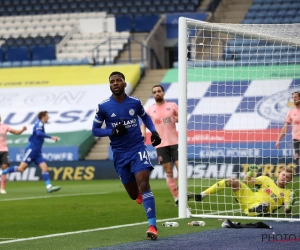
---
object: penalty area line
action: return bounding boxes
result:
[0,192,109,202]
[0,217,179,245]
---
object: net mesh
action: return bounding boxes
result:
[182,20,300,221]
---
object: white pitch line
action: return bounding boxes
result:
[0,192,109,202]
[0,217,179,245]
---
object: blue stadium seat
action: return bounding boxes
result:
[134,15,159,32]
[6,47,30,62]
[115,1,124,7]
[276,10,287,18]
[148,6,157,13]
[116,16,132,31]
[11,61,22,67]
[245,12,256,19]
[51,60,62,66]
[110,7,119,15]
[282,17,294,24]
[0,49,3,62]
[31,60,41,66]
[1,61,13,68]
[268,4,282,11]
[32,45,56,60]
[158,5,166,12]
[252,0,264,4]
[138,6,147,14]
[280,3,291,10]
[289,3,300,10]
[40,59,51,66]
[176,4,185,12]
[265,10,277,18]
[256,11,268,18]
[22,60,32,67]
[144,0,152,6]
[167,5,175,12]
[186,5,196,12]
[106,2,114,8]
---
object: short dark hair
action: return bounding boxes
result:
[293,91,300,98]
[152,85,164,93]
[38,111,48,120]
[109,71,125,81]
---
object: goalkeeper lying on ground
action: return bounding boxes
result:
[188,166,295,216]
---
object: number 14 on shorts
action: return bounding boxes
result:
[138,151,150,163]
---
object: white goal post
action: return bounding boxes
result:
[178,17,300,221]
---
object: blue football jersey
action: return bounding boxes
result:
[94,95,146,152]
[27,120,48,152]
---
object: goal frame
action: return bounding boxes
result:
[178,17,300,221]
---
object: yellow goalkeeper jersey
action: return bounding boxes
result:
[254,176,292,213]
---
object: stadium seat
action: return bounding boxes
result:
[6,46,30,61]
[22,60,32,67]
[32,45,56,60]
[134,15,159,32]
[11,61,22,67]
[40,59,51,66]
[0,49,3,62]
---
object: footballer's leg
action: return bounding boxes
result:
[188,179,231,202]
[135,169,158,240]
[38,160,61,193]
[0,151,11,194]
[133,146,157,240]
[1,163,9,194]
[158,146,178,206]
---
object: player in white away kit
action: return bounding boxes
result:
[141,85,179,206]
[0,115,27,194]
[276,91,300,165]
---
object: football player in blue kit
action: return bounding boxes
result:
[92,71,161,240]
[0,111,61,193]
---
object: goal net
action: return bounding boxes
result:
[178,17,300,221]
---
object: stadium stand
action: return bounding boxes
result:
[173,0,300,68]
[0,0,202,68]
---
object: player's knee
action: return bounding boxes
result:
[138,181,150,193]
[18,167,25,172]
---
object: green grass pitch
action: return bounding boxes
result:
[0,179,298,249]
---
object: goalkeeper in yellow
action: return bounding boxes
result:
[188,166,295,216]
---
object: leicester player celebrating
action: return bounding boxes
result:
[188,166,295,216]
[92,71,161,240]
[0,111,61,193]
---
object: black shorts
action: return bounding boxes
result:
[0,151,10,165]
[293,139,300,157]
[156,145,178,165]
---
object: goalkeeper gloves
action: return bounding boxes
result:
[288,191,296,210]
[151,131,161,147]
[247,164,259,177]
[112,123,127,136]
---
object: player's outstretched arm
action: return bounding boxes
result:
[10,126,27,135]
[51,136,59,142]
[244,164,258,186]
[276,122,289,149]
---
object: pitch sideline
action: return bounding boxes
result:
[0,217,179,245]
[0,192,109,202]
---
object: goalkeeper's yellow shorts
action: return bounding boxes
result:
[233,183,261,216]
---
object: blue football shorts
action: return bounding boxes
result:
[22,148,46,165]
[113,144,153,184]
